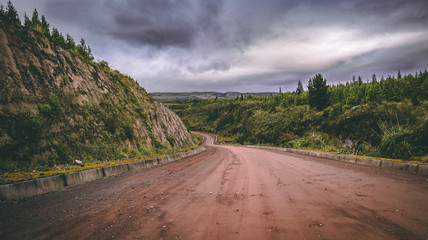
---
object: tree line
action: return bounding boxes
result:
[172,71,428,161]
[256,70,427,113]
[0,1,94,62]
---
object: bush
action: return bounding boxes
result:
[379,123,412,159]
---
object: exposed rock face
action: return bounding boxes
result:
[0,18,193,168]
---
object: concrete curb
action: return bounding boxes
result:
[0,147,206,201]
[246,146,427,176]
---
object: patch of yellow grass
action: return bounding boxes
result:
[0,145,203,184]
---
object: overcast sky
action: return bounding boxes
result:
[3,0,428,92]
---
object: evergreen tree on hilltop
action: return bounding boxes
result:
[65,34,76,49]
[31,8,40,26]
[40,15,50,34]
[5,0,19,22]
[308,74,329,110]
[24,12,31,27]
[296,80,303,95]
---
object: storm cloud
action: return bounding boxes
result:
[5,0,428,92]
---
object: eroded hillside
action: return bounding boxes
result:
[0,17,193,171]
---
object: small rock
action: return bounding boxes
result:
[144,195,148,198]
[209,192,212,194]
[318,223,323,227]
[235,208,239,212]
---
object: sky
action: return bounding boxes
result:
[2,0,428,92]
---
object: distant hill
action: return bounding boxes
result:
[0,9,193,172]
[150,92,278,103]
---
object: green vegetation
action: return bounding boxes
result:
[0,136,202,184]
[0,2,193,174]
[171,71,428,162]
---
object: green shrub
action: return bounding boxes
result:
[379,122,412,159]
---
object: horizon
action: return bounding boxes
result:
[2,0,428,93]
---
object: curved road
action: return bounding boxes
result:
[1,133,427,239]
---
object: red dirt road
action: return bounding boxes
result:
[1,133,428,240]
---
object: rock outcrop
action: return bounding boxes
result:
[0,17,193,170]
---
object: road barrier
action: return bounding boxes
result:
[0,148,205,201]
[246,146,428,176]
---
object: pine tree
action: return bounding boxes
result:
[372,74,377,83]
[0,5,5,16]
[308,74,329,110]
[51,28,66,47]
[65,34,75,49]
[40,15,50,34]
[296,80,303,95]
[6,1,19,22]
[358,76,363,85]
[87,45,94,60]
[80,38,87,51]
[397,69,402,79]
[24,12,31,27]
[31,8,40,26]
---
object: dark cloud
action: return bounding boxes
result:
[110,0,200,48]
[6,0,428,92]
[105,0,224,48]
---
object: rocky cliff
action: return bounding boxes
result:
[0,17,193,171]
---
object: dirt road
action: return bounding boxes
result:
[1,133,427,240]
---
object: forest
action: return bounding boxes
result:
[171,71,428,162]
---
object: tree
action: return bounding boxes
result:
[80,38,87,51]
[0,5,5,16]
[307,74,329,110]
[24,12,31,27]
[372,74,377,83]
[65,34,75,49]
[40,15,50,34]
[397,69,402,79]
[31,8,40,26]
[6,1,19,22]
[87,45,94,60]
[358,76,363,85]
[51,28,66,47]
[296,80,303,95]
